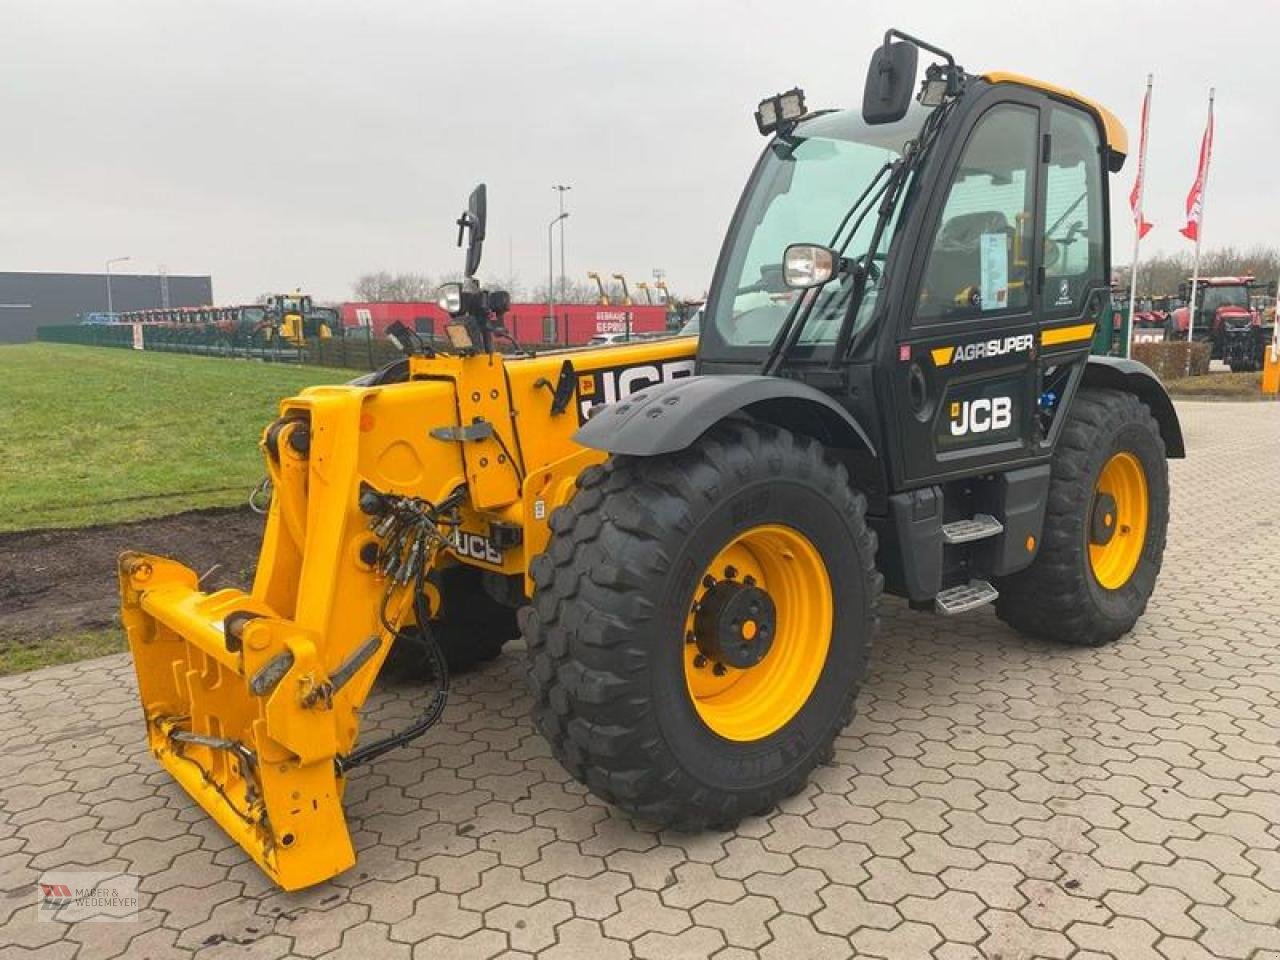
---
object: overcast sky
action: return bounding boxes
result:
[3,1,1277,304]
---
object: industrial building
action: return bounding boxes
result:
[0,271,213,343]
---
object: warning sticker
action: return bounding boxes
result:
[979,233,1009,311]
[1054,278,1073,307]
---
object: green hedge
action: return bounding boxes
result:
[1132,341,1212,380]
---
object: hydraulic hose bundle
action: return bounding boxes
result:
[334,485,468,772]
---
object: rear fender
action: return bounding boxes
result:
[1082,356,1185,458]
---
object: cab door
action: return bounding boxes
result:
[888,95,1047,487]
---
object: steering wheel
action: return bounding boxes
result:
[734,263,788,297]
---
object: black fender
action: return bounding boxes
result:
[573,374,876,458]
[1083,356,1185,458]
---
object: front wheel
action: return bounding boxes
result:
[523,421,881,829]
[995,388,1169,645]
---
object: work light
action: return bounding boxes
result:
[918,64,949,107]
[444,321,474,351]
[755,87,806,136]
[436,282,464,316]
[783,243,837,289]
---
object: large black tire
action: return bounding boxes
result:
[995,388,1169,646]
[522,420,881,829]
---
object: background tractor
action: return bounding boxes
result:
[119,30,1183,890]
[1169,275,1274,371]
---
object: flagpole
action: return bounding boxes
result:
[1185,87,1215,366]
[1125,74,1153,359]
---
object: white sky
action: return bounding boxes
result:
[2,0,1276,303]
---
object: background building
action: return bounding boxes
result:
[0,271,213,343]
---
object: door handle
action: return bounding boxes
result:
[908,362,931,421]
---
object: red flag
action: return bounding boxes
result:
[1179,95,1214,242]
[1129,81,1154,239]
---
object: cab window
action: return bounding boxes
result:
[917,104,1038,322]
[1042,106,1104,312]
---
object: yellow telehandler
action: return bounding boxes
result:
[120,30,1184,889]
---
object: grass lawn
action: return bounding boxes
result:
[0,343,351,532]
[1165,370,1268,400]
[0,629,126,675]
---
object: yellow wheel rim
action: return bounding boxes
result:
[1088,451,1149,590]
[683,524,832,742]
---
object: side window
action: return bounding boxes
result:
[917,105,1038,322]
[1042,107,1104,312]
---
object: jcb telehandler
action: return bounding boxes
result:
[119,30,1183,890]
[263,291,337,346]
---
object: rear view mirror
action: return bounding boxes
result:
[461,183,487,277]
[862,39,917,125]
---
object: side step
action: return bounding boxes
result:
[935,579,999,616]
[941,514,1004,544]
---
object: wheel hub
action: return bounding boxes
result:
[1090,491,1118,546]
[693,579,777,669]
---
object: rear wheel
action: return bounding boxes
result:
[523,421,881,829]
[995,388,1169,645]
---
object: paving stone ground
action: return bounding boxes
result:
[2,400,1278,960]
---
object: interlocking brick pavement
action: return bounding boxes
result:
[2,400,1278,959]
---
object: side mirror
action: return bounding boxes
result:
[783,244,838,289]
[464,184,487,277]
[862,39,917,125]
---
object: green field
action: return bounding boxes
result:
[0,343,351,532]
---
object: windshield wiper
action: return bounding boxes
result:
[829,99,955,367]
[760,163,895,376]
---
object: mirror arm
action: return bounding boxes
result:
[883,29,966,95]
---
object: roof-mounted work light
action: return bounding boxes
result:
[755,87,806,136]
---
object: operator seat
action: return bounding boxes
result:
[921,210,1017,314]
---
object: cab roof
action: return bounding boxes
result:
[983,71,1128,168]
[1187,276,1255,286]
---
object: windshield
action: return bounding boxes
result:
[1201,286,1248,312]
[709,106,927,350]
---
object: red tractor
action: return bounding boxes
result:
[1169,276,1273,372]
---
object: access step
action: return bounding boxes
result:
[934,579,999,616]
[941,514,1004,545]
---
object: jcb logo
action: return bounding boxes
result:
[577,358,696,423]
[451,530,503,565]
[950,397,1013,436]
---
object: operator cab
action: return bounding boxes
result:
[697,34,1123,502]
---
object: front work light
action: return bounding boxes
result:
[783,243,837,289]
[444,321,474,351]
[917,64,949,107]
[436,282,464,316]
[755,87,806,136]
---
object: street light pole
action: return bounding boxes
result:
[553,185,571,303]
[105,256,131,315]
[547,213,568,342]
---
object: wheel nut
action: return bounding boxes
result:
[685,631,695,645]
[724,565,738,579]
[712,662,727,677]
[702,574,717,589]
[693,654,707,669]
[743,574,756,586]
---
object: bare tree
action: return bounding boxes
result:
[352,271,395,301]
[1116,245,1279,297]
